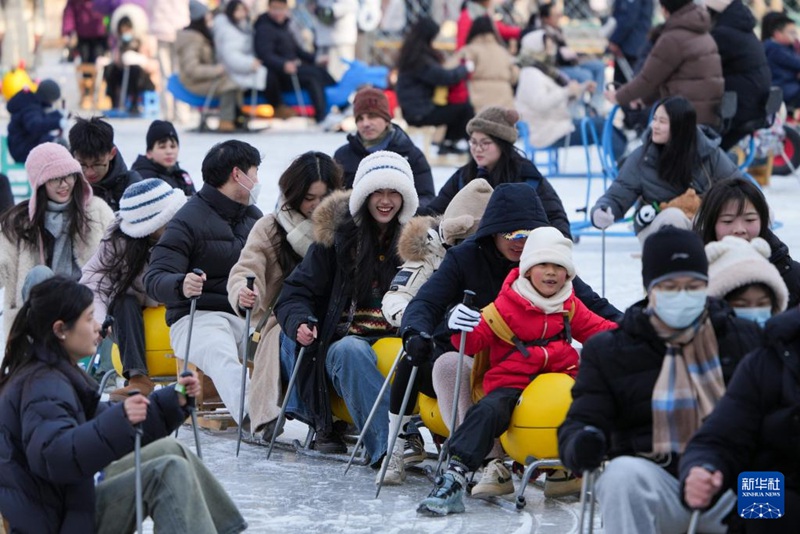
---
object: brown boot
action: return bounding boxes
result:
[110,375,155,402]
[217,120,237,132]
[274,105,297,120]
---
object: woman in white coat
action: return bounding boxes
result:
[0,143,113,336]
[213,0,268,94]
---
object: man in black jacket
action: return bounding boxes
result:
[680,305,800,533]
[706,0,772,150]
[144,140,262,427]
[254,0,335,123]
[68,116,141,211]
[558,227,763,534]
[333,87,435,208]
[131,120,196,196]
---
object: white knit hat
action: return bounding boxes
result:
[439,178,493,246]
[119,179,186,238]
[519,226,576,279]
[706,236,789,314]
[349,150,419,224]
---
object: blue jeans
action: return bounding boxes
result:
[279,332,314,425]
[560,59,607,109]
[325,336,389,464]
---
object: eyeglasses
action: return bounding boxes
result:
[469,138,495,152]
[50,175,77,186]
[77,159,110,175]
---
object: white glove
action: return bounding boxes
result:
[591,206,615,230]
[447,303,481,332]
[59,116,69,132]
[464,60,475,73]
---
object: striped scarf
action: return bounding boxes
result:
[651,317,725,455]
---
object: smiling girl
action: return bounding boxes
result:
[0,142,113,335]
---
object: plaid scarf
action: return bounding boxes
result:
[651,317,725,455]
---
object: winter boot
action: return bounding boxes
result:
[543,470,582,498]
[377,440,406,486]
[110,374,155,402]
[417,470,467,516]
[404,431,426,466]
[313,428,347,454]
[471,459,514,497]
[274,105,297,120]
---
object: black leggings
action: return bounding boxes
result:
[389,356,435,415]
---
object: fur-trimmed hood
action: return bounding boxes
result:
[312,190,352,247]
[397,215,444,263]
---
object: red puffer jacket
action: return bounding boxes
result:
[452,268,617,395]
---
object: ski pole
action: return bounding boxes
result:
[601,228,607,298]
[236,274,256,457]
[344,343,405,475]
[177,268,204,460]
[127,389,144,534]
[687,509,701,534]
[267,315,318,459]
[290,72,307,119]
[579,469,596,533]
[375,363,419,498]
[433,290,475,477]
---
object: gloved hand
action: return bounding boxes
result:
[447,303,481,332]
[591,206,615,230]
[568,425,607,473]
[404,333,433,365]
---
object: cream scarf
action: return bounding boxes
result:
[276,202,314,257]
[511,276,573,314]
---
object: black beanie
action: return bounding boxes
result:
[659,0,693,14]
[146,120,179,150]
[36,79,61,104]
[642,226,709,290]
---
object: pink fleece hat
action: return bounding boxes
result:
[25,142,91,220]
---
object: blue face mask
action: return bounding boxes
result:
[651,289,707,330]
[121,33,133,43]
[733,306,771,328]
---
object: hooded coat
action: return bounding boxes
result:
[400,183,622,357]
[558,298,763,478]
[87,149,142,212]
[6,90,62,164]
[131,154,195,196]
[333,126,435,208]
[616,2,724,127]
[213,14,267,91]
[459,33,519,112]
[174,27,240,98]
[274,191,402,433]
[679,306,800,522]
[591,126,742,233]
[396,59,469,124]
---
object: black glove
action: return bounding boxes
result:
[404,332,433,366]
[569,425,607,473]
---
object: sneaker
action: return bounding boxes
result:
[403,432,426,466]
[543,470,582,498]
[417,472,466,516]
[109,375,154,402]
[471,459,514,497]
[313,429,346,454]
[377,447,406,486]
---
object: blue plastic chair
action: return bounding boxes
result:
[517,118,604,180]
[1,135,31,201]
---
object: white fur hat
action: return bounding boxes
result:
[349,150,419,224]
[439,178,493,246]
[706,236,789,313]
[519,226,576,279]
[119,178,186,238]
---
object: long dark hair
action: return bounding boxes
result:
[643,96,697,191]
[462,136,527,186]
[466,15,499,45]
[397,17,443,73]
[693,177,771,244]
[339,201,402,305]
[92,220,153,306]
[275,152,343,274]
[0,277,94,390]
[187,12,214,43]
[225,0,247,27]
[0,175,92,255]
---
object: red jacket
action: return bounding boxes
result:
[452,268,617,395]
[456,8,521,49]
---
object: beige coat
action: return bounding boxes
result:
[515,65,575,148]
[0,197,114,335]
[175,28,239,97]
[460,34,519,112]
[227,213,292,432]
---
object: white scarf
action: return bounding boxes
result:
[511,276,573,314]
[276,202,314,258]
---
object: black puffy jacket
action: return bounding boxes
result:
[130,154,196,196]
[88,149,142,212]
[558,298,763,477]
[144,183,262,325]
[253,13,315,73]
[765,229,800,309]
[6,91,61,163]
[400,182,621,357]
[680,306,800,514]
[422,157,572,239]
[0,346,188,533]
[333,126,436,209]
[396,58,468,123]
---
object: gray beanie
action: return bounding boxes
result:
[189,0,208,21]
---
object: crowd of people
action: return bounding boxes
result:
[1,1,800,533]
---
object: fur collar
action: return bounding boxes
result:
[312,190,352,247]
[397,215,440,263]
